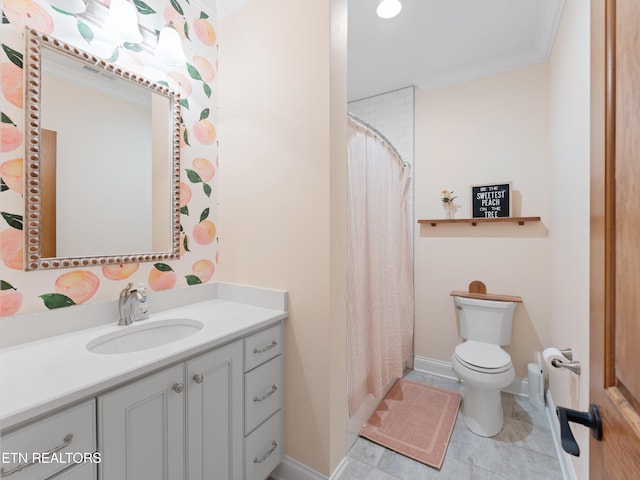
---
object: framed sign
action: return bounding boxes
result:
[471,182,511,218]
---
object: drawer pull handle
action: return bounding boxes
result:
[173,383,185,393]
[254,385,277,402]
[253,340,277,354]
[193,373,204,384]
[253,441,278,464]
[1,433,73,477]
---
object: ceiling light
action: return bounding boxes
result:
[155,26,187,65]
[376,0,402,19]
[43,0,87,13]
[104,0,143,44]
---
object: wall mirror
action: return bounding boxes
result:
[24,29,182,271]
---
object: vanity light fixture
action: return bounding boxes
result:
[376,0,402,19]
[64,0,185,66]
[155,25,187,65]
[104,0,143,44]
[43,0,87,13]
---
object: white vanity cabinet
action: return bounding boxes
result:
[243,324,284,480]
[1,296,286,480]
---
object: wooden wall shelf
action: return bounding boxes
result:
[417,216,541,227]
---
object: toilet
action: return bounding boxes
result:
[451,295,518,437]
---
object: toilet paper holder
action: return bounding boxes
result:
[551,348,581,375]
[558,348,573,361]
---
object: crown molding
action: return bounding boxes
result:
[417,0,566,92]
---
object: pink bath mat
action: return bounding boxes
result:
[360,378,461,469]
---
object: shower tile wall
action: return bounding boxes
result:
[348,87,415,235]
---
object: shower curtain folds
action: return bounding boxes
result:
[346,115,414,416]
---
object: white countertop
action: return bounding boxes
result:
[0,292,287,432]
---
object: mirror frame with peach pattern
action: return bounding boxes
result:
[23,28,182,271]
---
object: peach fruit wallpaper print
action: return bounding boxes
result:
[0,0,218,316]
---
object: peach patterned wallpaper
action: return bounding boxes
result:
[0,0,218,316]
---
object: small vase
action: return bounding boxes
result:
[443,202,454,219]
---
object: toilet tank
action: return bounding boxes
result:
[454,296,517,345]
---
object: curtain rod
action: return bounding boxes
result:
[347,112,408,168]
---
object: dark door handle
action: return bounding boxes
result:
[556,404,603,456]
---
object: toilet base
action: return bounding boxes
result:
[461,384,504,437]
[452,354,514,438]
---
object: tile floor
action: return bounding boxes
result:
[336,370,563,480]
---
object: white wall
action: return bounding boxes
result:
[414,63,552,380]
[43,74,152,256]
[217,0,348,475]
[548,1,591,478]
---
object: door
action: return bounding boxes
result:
[590,0,640,477]
[186,340,243,480]
[98,364,186,479]
[40,129,57,258]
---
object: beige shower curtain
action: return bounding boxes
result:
[347,116,414,416]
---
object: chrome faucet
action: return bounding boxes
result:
[118,282,142,326]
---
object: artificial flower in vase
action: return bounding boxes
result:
[441,190,457,219]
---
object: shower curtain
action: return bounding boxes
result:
[347,116,414,416]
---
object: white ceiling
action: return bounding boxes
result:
[217,0,566,102]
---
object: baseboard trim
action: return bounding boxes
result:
[413,355,457,379]
[270,454,349,480]
[329,456,349,480]
[545,391,577,480]
[271,455,329,480]
[413,355,529,397]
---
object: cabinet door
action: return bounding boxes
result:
[187,341,243,480]
[98,364,185,480]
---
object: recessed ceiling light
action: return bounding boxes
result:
[377,0,402,19]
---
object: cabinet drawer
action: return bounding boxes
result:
[245,356,283,435]
[48,462,96,480]
[244,410,282,480]
[244,324,282,372]
[0,400,96,480]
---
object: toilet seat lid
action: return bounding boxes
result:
[455,341,511,370]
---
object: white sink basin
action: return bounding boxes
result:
[87,319,203,354]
